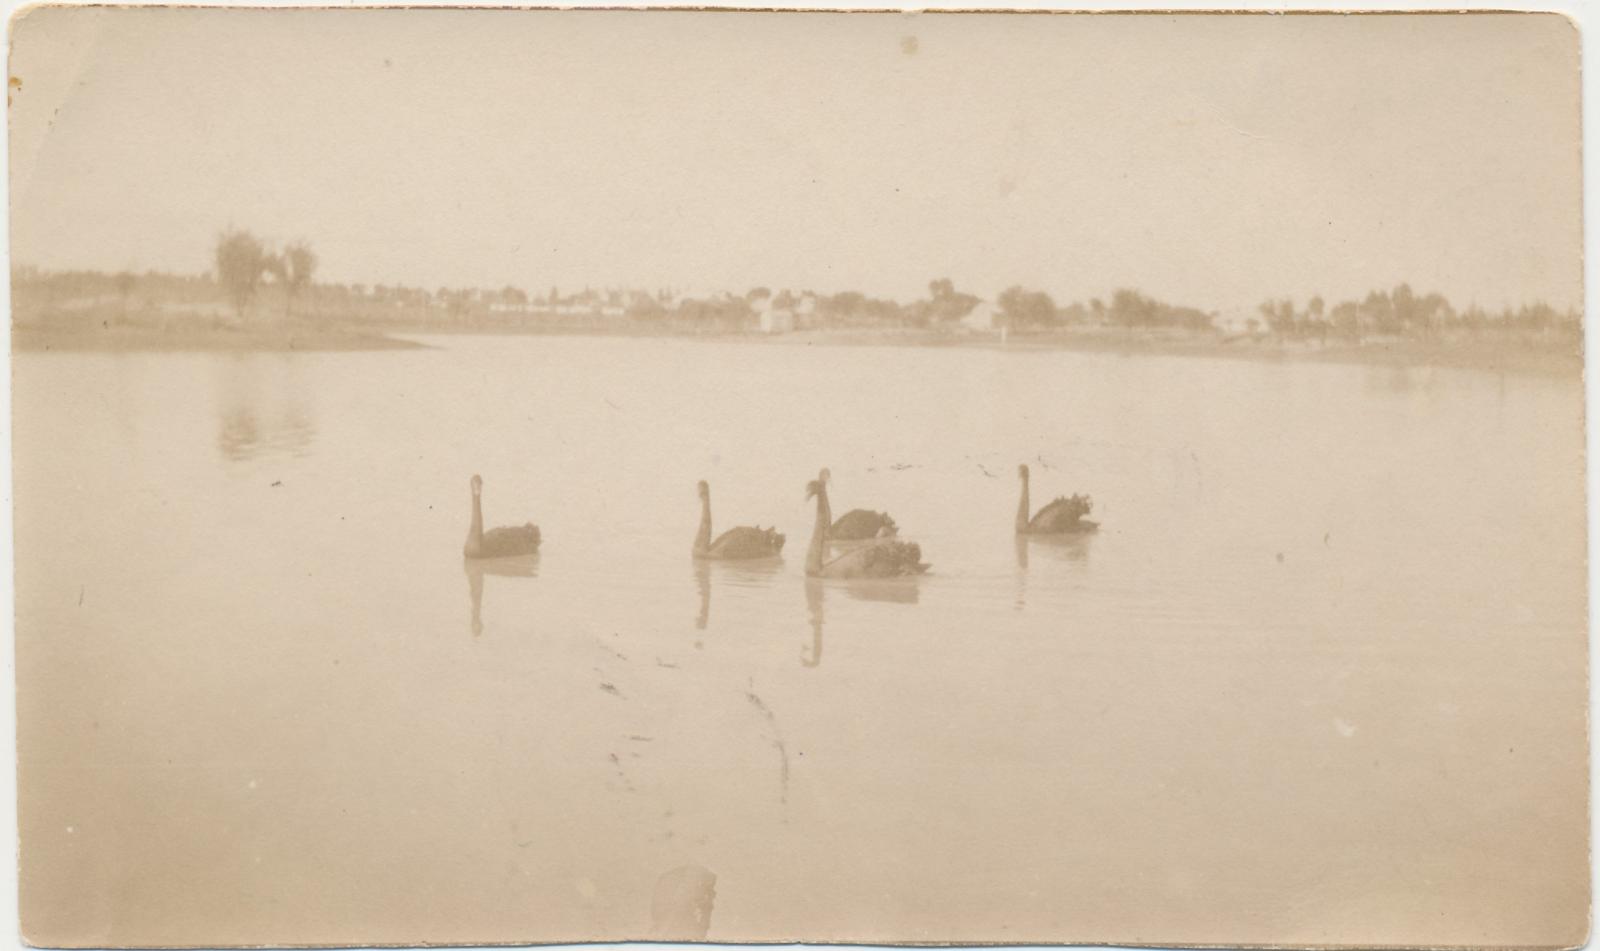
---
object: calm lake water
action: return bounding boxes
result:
[13,335,1588,947]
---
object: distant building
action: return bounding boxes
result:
[961,300,1000,333]
[756,296,796,333]
[760,308,795,333]
[754,289,810,333]
[794,292,819,328]
[1213,308,1260,336]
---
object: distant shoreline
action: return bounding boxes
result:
[11,323,426,353]
[771,328,1584,378]
[12,321,1579,377]
[387,324,1582,378]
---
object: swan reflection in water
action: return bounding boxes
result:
[1014,531,1093,568]
[1014,532,1093,609]
[801,575,920,668]
[465,554,539,636]
[692,558,784,631]
[803,579,823,667]
[694,562,710,630]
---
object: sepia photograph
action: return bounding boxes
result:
[6,6,1590,949]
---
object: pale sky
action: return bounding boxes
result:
[8,9,1583,312]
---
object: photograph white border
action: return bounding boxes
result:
[0,2,1591,950]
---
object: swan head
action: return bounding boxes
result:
[805,479,823,501]
[696,480,710,499]
[819,467,831,485]
[470,474,483,495]
[1018,464,1030,481]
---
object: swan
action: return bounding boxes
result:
[693,480,785,560]
[1016,464,1098,535]
[805,478,927,578]
[818,467,899,541]
[463,474,541,558]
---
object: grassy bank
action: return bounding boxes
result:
[388,323,1580,378]
[762,328,1583,377]
[12,322,424,353]
[10,318,1579,377]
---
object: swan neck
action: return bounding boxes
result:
[1017,476,1031,532]
[695,494,712,553]
[468,488,484,548]
[807,486,830,575]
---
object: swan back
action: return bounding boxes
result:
[702,525,785,560]
[1028,494,1095,534]
[830,508,897,541]
[471,523,542,558]
[819,537,928,578]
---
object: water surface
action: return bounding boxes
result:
[14,335,1588,947]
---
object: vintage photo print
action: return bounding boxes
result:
[8,7,1588,948]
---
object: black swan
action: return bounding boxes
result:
[818,467,899,541]
[1016,464,1098,535]
[805,478,927,578]
[693,480,785,560]
[463,474,541,558]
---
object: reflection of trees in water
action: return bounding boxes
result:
[465,555,539,636]
[217,406,261,460]
[214,358,317,462]
[1377,366,1416,394]
[1364,364,1443,396]
[281,404,314,453]
[217,402,316,461]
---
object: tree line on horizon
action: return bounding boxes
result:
[213,229,318,320]
[9,228,1583,349]
[1254,284,1578,345]
[615,281,1235,334]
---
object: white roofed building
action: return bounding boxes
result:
[961,300,1001,333]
